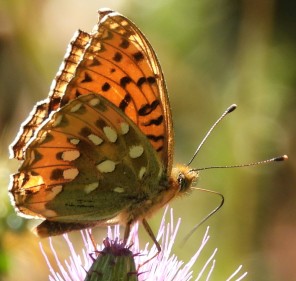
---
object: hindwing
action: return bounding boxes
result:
[10,93,164,223]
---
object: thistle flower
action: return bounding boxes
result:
[40,208,247,281]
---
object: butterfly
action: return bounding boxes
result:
[9,8,198,250]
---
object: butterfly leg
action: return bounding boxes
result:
[124,219,161,268]
[136,218,161,269]
[142,219,161,253]
[123,220,132,246]
[87,229,97,251]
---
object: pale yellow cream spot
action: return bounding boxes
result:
[96,160,116,173]
[63,168,79,180]
[84,182,99,194]
[88,98,100,106]
[38,131,47,144]
[52,114,63,127]
[61,150,80,161]
[70,138,80,145]
[138,167,146,180]
[113,187,125,193]
[70,102,82,112]
[120,122,129,135]
[88,134,103,145]
[103,126,117,143]
[129,145,144,159]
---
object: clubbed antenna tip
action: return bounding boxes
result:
[274,155,288,161]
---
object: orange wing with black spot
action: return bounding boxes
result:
[11,9,173,174]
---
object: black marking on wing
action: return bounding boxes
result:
[156,146,164,152]
[113,52,123,62]
[95,119,108,129]
[80,127,92,137]
[146,134,164,142]
[120,76,132,88]
[40,133,53,145]
[138,100,160,116]
[137,77,146,87]
[90,57,101,67]
[119,38,130,49]
[50,169,63,180]
[81,72,93,83]
[147,76,156,84]
[102,82,111,92]
[133,51,144,61]
[56,152,63,160]
[75,90,82,98]
[142,115,163,126]
[137,76,157,88]
[119,93,132,112]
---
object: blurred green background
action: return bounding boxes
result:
[0,0,295,280]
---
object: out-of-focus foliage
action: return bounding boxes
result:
[0,0,295,280]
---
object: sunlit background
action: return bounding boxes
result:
[0,0,295,280]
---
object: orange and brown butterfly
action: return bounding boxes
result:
[9,8,197,250]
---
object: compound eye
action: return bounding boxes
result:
[178,173,186,191]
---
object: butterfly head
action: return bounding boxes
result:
[171,165,198,195]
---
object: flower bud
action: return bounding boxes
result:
[85,238,138,281]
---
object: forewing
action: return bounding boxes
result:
[11,9,173,173]
[59,9,173,172]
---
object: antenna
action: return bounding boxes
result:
[187,104,237,166]
[182,155,287,244]
[191,155,288,172]
[183,103,288,244]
